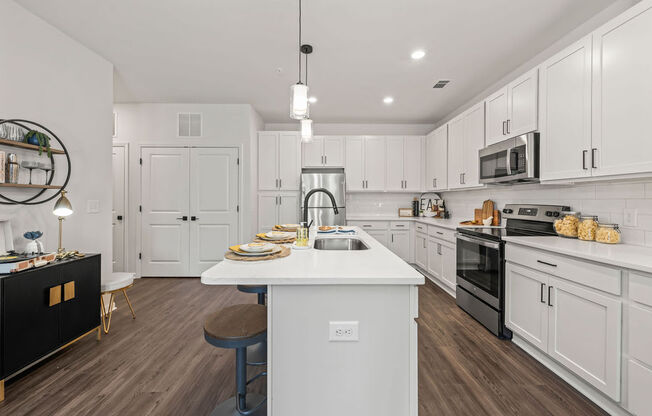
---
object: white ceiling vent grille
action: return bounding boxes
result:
[433,80,451,89]
[178,113,202,137]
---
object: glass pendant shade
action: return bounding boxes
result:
[300,118,313,142]
[290,83,309,119]
[53,190,73,217]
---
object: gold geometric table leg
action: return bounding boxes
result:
[122,289,136,319]
[0,379,4,402]
[100,293,115,334]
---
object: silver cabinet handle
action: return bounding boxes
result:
[591,148,597,169]
[362,224,372,228]
[279,178,282,188]
[540,283,546,304]
[325,155,327,165]
[583,150,588,170]
[434,178,437,188]
[275,178,278,188]
[506,119,511,134]
[548,286,553,307]
[279,196,282,205]
[391,233,394,243]
[502,121,507,135]
[459,173,463,185]
[404,180,407,189]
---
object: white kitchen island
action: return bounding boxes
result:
[201,227,425,416]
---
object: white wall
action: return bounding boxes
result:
[0,0,113,277]
[264,123,434,136]
[112,103,263,275]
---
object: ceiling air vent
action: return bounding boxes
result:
[178,113,202,137]
[433,80,451,89]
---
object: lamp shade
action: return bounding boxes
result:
[300,118,313,142]
[53,190,73,217]
[290,83,309,119]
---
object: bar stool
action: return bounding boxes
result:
[204,304,267,416]
[100,272,136,334]
[237,285,268,366]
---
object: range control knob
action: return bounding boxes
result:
[503,208,514,214]
[545,211,553,217]
[552,212,560,217]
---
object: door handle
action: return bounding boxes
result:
[324,155,327,165]
[49,285,62,307]
[582,150,588,170]
[434,178,437,188]
[191,216,199,221]
[321,155,324,164]
[176,216,188,221]
[391,234,394,243]
[506,119,511,134]
[275,178,279,188]
[279,178,282,188]
[117,215,123,220]
[460,173,463,185]
[591,148,598,169]
[540,283,546,303]
[548,286,553,307]
[64,281,75,301]
[502,121,506,135]
[537,260,557,268]
[423,239,426,248]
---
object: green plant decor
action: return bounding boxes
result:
[24,130,52,157]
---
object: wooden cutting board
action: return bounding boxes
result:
[482,200,494,220]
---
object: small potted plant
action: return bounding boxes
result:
[23,130,52,157]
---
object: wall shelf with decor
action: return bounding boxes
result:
[0,119,71,205]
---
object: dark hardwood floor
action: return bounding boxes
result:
[0,277,606,416]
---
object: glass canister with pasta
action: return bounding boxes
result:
[554,211,581,238]
[578,215,599,241]
[596,223,622,244]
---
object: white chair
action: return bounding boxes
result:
[100,272,136,334]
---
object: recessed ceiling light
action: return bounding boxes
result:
[383,96,394,104]
[308,96,317,104]
[411,50,426,60]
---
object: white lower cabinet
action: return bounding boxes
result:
[258,192,299,231]
[367,230,388,247]
[505,260,622,401]
[439,241,456,289]
[415,232,427,269]
[425,234,456,292]
[388,230,410,261]
[427,237,442,280]
[628,360,652,416]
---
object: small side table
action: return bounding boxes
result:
[100,272,136,333]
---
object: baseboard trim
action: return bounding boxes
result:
[511,335,632,416]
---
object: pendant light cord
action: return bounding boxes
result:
[305,50,309,85]
[298,0,302,84]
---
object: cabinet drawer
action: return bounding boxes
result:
[629,304,652,367]
[506,244,621,295]
[347,220,389,230]
[630,272,652,307]
[415,223,427,233]
[428,225,455,243]
[390,221,410,230]
[627,360,652,416]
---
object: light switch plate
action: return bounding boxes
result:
[87,199,100,214]
[329,321,359,342]
[624,208,637,227]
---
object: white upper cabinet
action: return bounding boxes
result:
[447,116,465,189]
[426,126,448,191]
[592,1,652,177]
[258,132,301,191]
[485,88,509,145]
[449,102,486,190]
[540,36,593,181]
[386,136,422,192]
[485,69,538,146]
[302,136,345,168]
[345,136,386,192]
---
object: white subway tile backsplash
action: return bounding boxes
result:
[620,228,645,246]
[637,214,652,231]
[595,182,646,200]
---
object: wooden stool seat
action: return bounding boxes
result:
[204,304,267,349]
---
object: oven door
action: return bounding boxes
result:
[456,234,503,309]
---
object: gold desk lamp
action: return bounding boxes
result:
[52,190,73,254]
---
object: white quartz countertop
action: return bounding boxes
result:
[201,227,425,286]
[503,236,652,275]
[346,215,503,230]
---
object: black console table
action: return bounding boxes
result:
[0,254,101,400]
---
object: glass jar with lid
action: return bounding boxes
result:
[596,223,622,244]
[554,211,581,238]
[578,215,599,241]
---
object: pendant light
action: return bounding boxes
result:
[290,0,309,120]
[300,44,314,142]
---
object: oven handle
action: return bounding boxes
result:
[455,233,501,250]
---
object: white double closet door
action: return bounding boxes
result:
[141,147,239,277]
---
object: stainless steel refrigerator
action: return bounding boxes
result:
[300,168,346,226]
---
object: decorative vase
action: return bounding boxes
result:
[26,135,40,146]
[25,239,43,254]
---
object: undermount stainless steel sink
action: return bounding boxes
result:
[313,238,369,251]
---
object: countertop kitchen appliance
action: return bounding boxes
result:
[300,168,346,226]
[455,203,570,338]
[479,132,539,184]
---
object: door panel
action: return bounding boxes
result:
[345,136,364,191]
[508,68,538,137]
[141,147,190,276]
[415,233,427,269]
[258,132,278,190]
[485,88,508,145]
[428,126,447,191]
[505,263,549,352]
[427,239,442,280]
[463,103,485,188]
[367,230,388,247]
[302,136,324,168]
[439,242,456,289]
[548,276,621,400]
[112,145,126,272]
[278,132,301,190]
[364,136,386,191]
[258,194,278,231]
[323,136,345,167]
[389,231,409,261]
[540,36,593,181]
[592,2,652,177]
[59,256,101,344]
[386,137,404,191]
[189,148,239,275]
[447,117,464,189]
[403,136,421,191]
[278,193,300,225]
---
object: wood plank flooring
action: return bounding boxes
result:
[0,277,606,416]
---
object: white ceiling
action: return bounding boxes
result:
[17,0,617,124]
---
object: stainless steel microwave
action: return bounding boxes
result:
[479,133,539,184]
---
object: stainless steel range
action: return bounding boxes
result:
[455,203,570,338]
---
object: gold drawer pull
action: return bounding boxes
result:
[49,285,61,306]
[64,281,75,301]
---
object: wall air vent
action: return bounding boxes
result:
[178,113,202,137]
[433,80,451,89]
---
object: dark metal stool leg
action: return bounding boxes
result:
[236,347,247,411]
[257,293,265,305]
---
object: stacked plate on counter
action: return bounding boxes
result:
[255,231,295,242]
[228,242,282,257]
